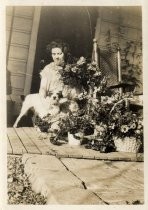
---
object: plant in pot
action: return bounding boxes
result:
[61,111,95,146]
[108,99,143,153]
[84,95,117,153]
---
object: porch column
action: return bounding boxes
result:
[24,7,41,95]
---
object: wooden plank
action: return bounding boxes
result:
[12,31,31,46]
[7,128,27,154]
[22,127,44,154]
[7,135,13,154]
[13,17,33,32]
[25,127,50,154]
[14,127,40,154]
[8,56,27,74]
[9,45,29,60]
[15,7,34,18]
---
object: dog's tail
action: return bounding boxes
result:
[20,95,26,101]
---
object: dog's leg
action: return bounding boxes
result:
[13,100,30,128]
[13,113,24,128]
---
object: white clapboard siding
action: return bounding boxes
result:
[9,45,29,61]
[6,6,41,125]
[6,6,34,98]
[15,6,34,17]
[7,59,27,74]
[11,31,31,46]
[10,73,25,89]
[13,17,33,32]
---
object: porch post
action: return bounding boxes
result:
[24,6,41,95]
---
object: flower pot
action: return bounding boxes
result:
[113,137,142,153]
[68,132,83,146]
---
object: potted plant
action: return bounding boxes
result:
[59,111,94,146]
[108,99,143,153]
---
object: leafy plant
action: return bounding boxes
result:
[59,57,108,94]
[35,55,143,153]
[109,100,143,141]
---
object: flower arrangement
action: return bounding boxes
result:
[59,57,108,94]
[108,98,143,152]
[55,111,94,145]
[35,56,143,153]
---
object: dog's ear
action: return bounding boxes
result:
[58,91,63,98]
[47,91,52,96]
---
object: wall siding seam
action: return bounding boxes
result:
[11,72,32,77]
[8,57,27,63]
[11,87,24,90]
[6,28,31,35]
[10,72,25,76]
[14,14,33,20]
[9,43,29,49]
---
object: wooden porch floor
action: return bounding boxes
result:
[7,127,51,155]
[7,127,144,162]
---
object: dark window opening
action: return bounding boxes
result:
[31,6,98,93]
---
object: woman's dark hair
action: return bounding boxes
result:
[45,39,76,64]
[46,39,70,56]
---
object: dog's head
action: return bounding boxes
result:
[47,91,63,105]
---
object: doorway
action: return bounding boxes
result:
[31,6,98,93]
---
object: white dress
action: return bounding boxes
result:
[39,62,81,99]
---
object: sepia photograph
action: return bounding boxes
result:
[1,1,146,207]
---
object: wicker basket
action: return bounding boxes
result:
[113,137,142,153]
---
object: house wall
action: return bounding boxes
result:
[6,6,41,125]
[95,6,142,93]
[7,6,34,96]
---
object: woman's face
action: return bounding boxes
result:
[51,47,64,66]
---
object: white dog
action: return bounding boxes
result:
[13,92,62,128]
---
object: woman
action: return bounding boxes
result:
[39,40,80,99]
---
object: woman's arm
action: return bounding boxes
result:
[39,66,49,98]
[39,76,47,98]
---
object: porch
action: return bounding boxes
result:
[7,127,144,204]
[7,127,143,161]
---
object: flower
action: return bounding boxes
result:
[121,125,129,133]
[94,124,107,137]
[137,120,143,129]
[77,56,86,66]
[109,99,143,143]
[135,130,141,135]
[69,101,79,113]
[130,122,137,129]
[109,123,116,130]
[64,64,71,72]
